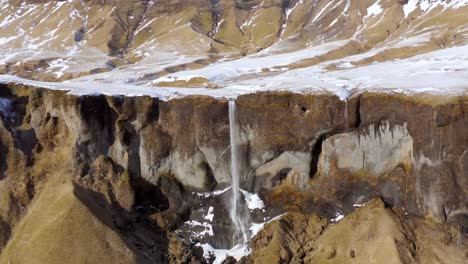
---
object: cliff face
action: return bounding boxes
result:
[0,0,467,263]
[0,81,466,263]
[315,93,468,222]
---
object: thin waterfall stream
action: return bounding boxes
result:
[344,99,349,129]
[228,100,249,246]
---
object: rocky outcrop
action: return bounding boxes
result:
[235,92,357,192]
[241,212,328,264]
[0,83,359,191]
[243,199,467,264]
[0,176,145,264]
[0,82,466,262]
[313,93,468,223]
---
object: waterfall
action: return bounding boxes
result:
[228,100,248,245]
[344,99,349,129]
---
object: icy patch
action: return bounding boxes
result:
[0,36,17,46]
[403,0,468,18]
[332,213,344,223]
[197,243,250,264]
[240,12,257,31]
[451,0,468,8]
[73,52,206,85]
[249,223,265,238]
[353,202,368,208]
[197,213,286,264]
[351,197,373,208]
[204,206,214,222]
[312,1,339,23]
[184,220,214,237]
[327,45,468,93]
[404,0,419,17]
[367,1,383,17]
[249,214,285,238]
[47,58,71,78]
[240,190,264,211]
[1,44,467,102]
[285,0,302,20]
[164,40,349,82]
[194,186,231,198]
[154,75,206,84]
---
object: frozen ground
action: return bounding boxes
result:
[196,213,286,264]
[1,44,467,101]
[182,188,280,263]
[1,0,468,100]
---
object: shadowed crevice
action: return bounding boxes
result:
[309,134,326,178]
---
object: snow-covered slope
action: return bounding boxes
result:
[0,0,468,99]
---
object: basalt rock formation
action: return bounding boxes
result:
[0,81,466,263]
[0,0,467,263]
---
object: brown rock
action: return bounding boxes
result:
[312,92,468,223]
[243,212,327,264]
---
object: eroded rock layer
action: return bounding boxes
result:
[0,82,466,263]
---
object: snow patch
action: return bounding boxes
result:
[404,0,468,18]
[240,190,264,211]
[153,75,206,83]
[47,58,71,78]
[353,202,368,208]
[0,36,17,45]
[204,206,214,222]
[197,243,250,264]
[184,220,214,237]
[197,213,286,264]
[164,40,349,83]
[249,213,285,238]
[367,1,383,17]
[332,213,344,222]
[1,43,467,102]
[194,186,232,198]
[404,0,419,18]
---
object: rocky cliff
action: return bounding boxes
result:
[0,80,466,263]
[0,0,467,263]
